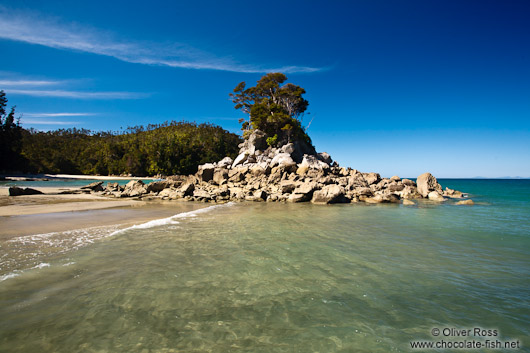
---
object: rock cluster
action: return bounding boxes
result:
[83,130,466,205]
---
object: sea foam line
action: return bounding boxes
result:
[0,263,51,283]
[110,202,235,235]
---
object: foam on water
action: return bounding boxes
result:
[1,202,235,282]
[31,263,50,269]
[110,202,235,235]
[0,272,20,282]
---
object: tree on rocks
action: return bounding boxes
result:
[230,73,313,148]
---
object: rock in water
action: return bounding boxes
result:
[416,172,443,197]
[456,199,474,205]
[428,191,445,201]
[311,184,346,204]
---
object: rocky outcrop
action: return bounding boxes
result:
[75,130,464,205]
[8,187,44,196]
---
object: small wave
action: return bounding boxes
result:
[111,202,235,235]
[0,272,20,282]
[31,263,50,269]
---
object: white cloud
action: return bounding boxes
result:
[23,112,95,117]
[0,9,323,74]
[0,79,62,86]
[7,89,148,99]
[22,120,82,125]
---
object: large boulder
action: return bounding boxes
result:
[288,181,318,202]
[80,181,104,192]
[311,184,347,204]
[402,178,416,187]
[180,182,195,196]
[317,152,332,165]
[427,191,445,201]
[348,171,368,188]
[217,156,233,168]
[270,153,296,169]
[122,180,147,197]
[193,189,212,201]
[239,129,268,155]
[231,153,248,168]
[416,172,443,197]
[197,163,215,182]
[363,172,381,186]
[213,168,229,185]
[300,154,330,170]
[8,187,44,196]
[146,180,171,193]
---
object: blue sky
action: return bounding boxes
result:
[1,0,529,177]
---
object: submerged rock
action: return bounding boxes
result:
[456,199,474,205]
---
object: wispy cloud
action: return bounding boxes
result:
[22,119,82,125]
[0,9,323,74]
[23,112,95,118]
[0,79,62,86]
[7,89,148,99]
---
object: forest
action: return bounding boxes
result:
[1,91,241,176]
[1,72,311,176]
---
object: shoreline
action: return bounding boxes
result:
[2,173,158,181]
[0,186,143,216]
[0,195,209,238]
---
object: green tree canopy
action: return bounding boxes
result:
[0,90,24,172]
[229,73,311,146]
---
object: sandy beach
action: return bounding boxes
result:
[0,173,161,217]
[0,183,208,238]
[0,186,143,216]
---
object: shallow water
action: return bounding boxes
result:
[0,180,529,352]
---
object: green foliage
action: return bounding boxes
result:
[0,90,25,172]
[17,121,241,176]
[266,134,278,147]
[229,73,312,146]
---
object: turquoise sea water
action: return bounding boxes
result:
[0,180,529,352]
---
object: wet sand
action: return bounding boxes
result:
[0,187,142,216]
[0,186,208,238]
[0,200,209,239]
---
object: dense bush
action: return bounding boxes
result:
[18,122,242,176]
